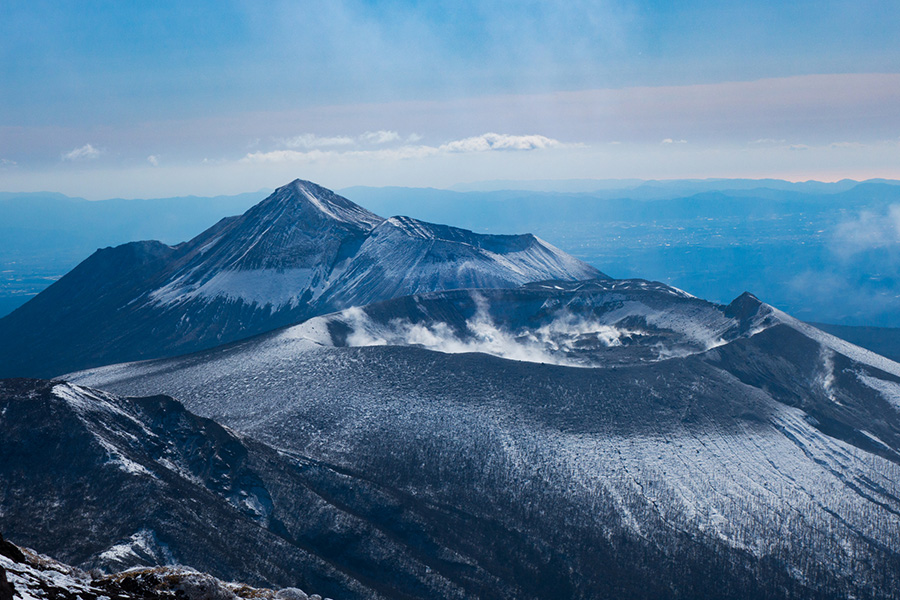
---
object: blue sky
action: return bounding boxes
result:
[2,0,899,197]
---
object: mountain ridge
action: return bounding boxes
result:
[0,531,334,600]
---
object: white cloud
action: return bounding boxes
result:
[0,158,16,167]
[278,133,355,149]
[147,155,160,167]
[241,145,440,164]
[62,143,101,161]
[834,204,900,256]
[242,149,319,163]
[360,130,401,144]
[439,133,561,153]
[242,132,564,163]
[789,144,810,151]
[661,138,687,145]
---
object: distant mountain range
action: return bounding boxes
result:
[445,177,900,194]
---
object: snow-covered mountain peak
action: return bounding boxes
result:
[255,178,383,232]
[0,178,605,377]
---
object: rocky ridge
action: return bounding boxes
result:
[0,533,329,600]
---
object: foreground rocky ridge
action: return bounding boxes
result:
[0,533,328,600]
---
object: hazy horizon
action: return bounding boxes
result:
[3,175,900,202]
[3,2,899,198]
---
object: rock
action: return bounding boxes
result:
[275,588,308,600]
[0,533,26,564]
[0,566,16,600]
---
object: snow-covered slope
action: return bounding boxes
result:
[0,179,602,378]
[67,282,900,599]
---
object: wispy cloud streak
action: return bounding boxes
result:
[62,144,101,161]
[241,132,565,163]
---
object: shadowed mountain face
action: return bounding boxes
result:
[0,379,372,599]
[68,282,900,600]
[0,376,852,600]
[0,180,601,379]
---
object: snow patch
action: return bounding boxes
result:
[197,234,224,254]
[776,310,900,378]
[156,457,203,486]
[860,429,893,451]
[856,372,900,412]
[150,268,319,308]
[51,383,155,437]
[99,529,172,564]
[95,436,156,478]
[51,383,157,478]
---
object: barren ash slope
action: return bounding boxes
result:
[69,279,900,599]
[0,179,600,378]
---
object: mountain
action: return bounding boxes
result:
[7,378,616,600]
[0,532,327,600]
[0,179,601,378]
[67,280,900,599]
[8,177,900,598]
